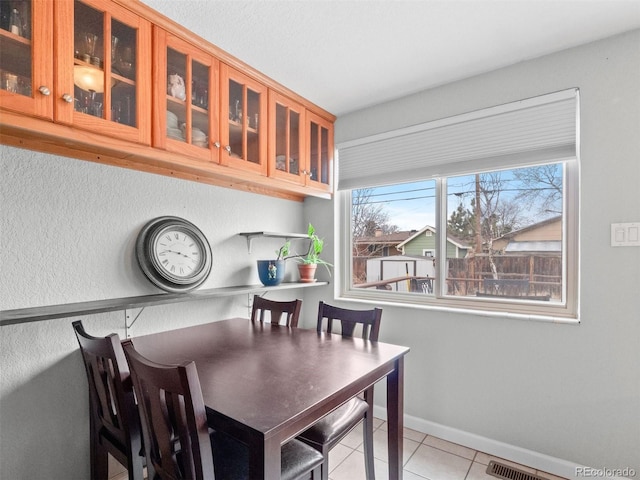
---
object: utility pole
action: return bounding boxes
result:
[475,174,482,253]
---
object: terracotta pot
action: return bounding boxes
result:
[297,263,317,283]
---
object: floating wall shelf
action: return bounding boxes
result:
[239,231,310,253]
[0,281,329,327]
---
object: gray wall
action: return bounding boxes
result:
[1,28,638,480]
[329,29,640,472]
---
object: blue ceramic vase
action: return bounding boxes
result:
[257,260,285,286]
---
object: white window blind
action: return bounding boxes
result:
[337,89,579,190]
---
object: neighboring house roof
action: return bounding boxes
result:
[505,241,561,253]
[395,225,471,250]
[354,230,415,245]
[493,216,562,253]
[496,216,562,240]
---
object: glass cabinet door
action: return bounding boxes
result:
[55,0,151,144]
[153,28,219,163]
[0,0,53,119]
[306,111,333,192]
[268,90,306,184]
[221,63,267,175]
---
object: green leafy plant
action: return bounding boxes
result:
[273,224,332,273]
[297,223,332,273]
[275,240,291,261]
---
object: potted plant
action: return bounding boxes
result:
[296,223,332,283]
[256,240,290,286]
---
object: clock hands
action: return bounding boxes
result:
[160,249,194,259]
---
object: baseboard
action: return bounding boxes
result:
[372,406,609,480]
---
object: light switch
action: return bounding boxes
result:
[611,223,640,246]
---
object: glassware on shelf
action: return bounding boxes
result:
[118,46,133,77]
[3,72,18,93]
[9,8,21,36]
[111,35,119,63]
[82,32,98,63]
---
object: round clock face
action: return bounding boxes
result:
[136,217,212,293]
[152,228,204,280]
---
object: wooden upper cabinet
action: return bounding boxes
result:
[0,0,334,200]
[0,0,54,119]
[306,110,333,192]
[220,64,267,175]
[268,90,306,185]
[152,27,220,163]
[54,0,151,144]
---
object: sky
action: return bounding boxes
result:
[358,165,563,232]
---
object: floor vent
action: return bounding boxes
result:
[486,460,543,480]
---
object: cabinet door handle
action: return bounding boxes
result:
[38,86,51,96]
[213,142,221,149]
[225,145,231,153]
[61,93,74,103]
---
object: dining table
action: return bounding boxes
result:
[129,317,410,479]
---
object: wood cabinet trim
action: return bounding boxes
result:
[0,110,331,201]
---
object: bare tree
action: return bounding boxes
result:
[474,173,524,278]
[513,164,563,214]
[351,188,397,237]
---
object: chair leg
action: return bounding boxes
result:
[320,450,330,480]
[363,388,376,480]
[127,451,145,480]
[90,438,109,480]
[311,463,323,480]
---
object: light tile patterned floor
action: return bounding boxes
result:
[327,417,569,480]
[108,417,569,480]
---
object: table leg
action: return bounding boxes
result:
[248,436,281,480]
[387,356,404,480]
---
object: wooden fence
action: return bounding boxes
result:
[447,255,562,299]
[353,254,562,299]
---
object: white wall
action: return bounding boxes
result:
[325,29,640,474]
[0,149,311,478]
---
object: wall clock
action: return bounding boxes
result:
[135,216,212,293]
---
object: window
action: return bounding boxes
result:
[337,90,579,321]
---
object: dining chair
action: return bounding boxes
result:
[251,295,302,327]
[297,301,383,480]
[72,320,144,480]
[122,339,324,480]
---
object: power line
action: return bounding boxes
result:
[357,186,560,205]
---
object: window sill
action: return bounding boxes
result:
[338,290,580,325]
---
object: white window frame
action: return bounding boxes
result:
[335,90,580,323]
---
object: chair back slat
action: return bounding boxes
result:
[88,355,121,429]
[316,302,382,341]
[123,340,215,480]
[73,321,141,451]
[251,296,302,327]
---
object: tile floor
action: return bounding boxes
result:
[108,416,570,480]
[326,417,568,480]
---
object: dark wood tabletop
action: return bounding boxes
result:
[130,318,409,479]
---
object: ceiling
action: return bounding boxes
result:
[142,0,640,117]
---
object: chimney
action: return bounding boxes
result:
[374,228,383,237]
